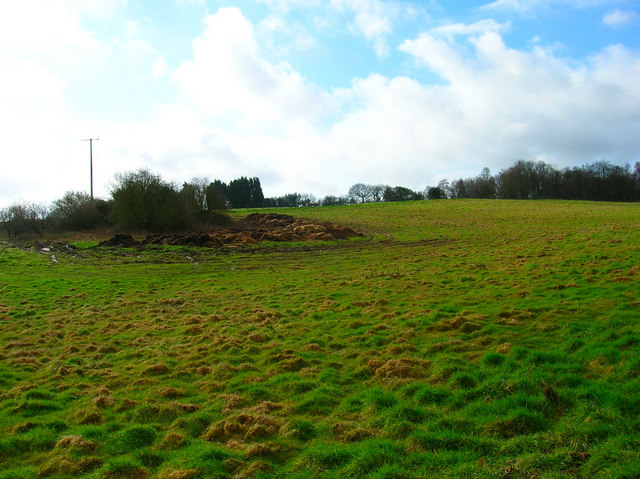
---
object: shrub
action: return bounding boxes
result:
[110,169,189,232]
[50,192,111,231]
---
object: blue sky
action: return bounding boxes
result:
[1,0,639,205]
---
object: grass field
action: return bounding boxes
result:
[1,199,639,479]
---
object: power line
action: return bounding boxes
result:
[82,138,99,199]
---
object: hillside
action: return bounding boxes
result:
[1,200,639,478]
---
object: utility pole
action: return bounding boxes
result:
[82,138,99,199]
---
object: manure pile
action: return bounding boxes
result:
[99,213,363,248]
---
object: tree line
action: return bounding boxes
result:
[0,169,264,237]
[269,160,640,206]
[2,160,639,237]
[443,160,640,201]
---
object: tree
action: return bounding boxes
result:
[248,177,265,208]
[426,186,446,200]
[206,180,228,211]
[0,203,28,237]
[450,178,467,199]
[182,177,209,214]
[110,169,187,232]
[476,167,497,199]
[299,194,318,207]
[27,203,49,237]
[437,179,451,199]
[322,195,350,206]
[348,183,373,203]
[226,177,248,208]
[371,184,387,203]
[280,193,302,207]
[264,193,301,208]
[179,182,201,223]
[384,186,422,202]
[322,195,339,206]
[50,191,109,231]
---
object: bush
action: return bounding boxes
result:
[0,203,29,237]
[110,169,189,232]
[49,192,110,231]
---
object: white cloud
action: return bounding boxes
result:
[0,59,85,203]
[330,0,401,56]
[70,0,128,18]
[174,7,334,129]
[258,14,316,55]
[153,58,168,78]
[0,1,97,56]
[396,30,640,170]
[603,9,638,28]
[430,19,511,38]
[259,0,414,57]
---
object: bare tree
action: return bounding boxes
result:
[0,203,28,237]
[371,184,387,202]
[348,183,374,203]
[27,203,49,237]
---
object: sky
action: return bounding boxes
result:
[1,0,639,206]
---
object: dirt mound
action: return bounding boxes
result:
[244,213,296,229]
[98,213,362,249]
[142,233,222,247]
[238,213,363,242]
[98,234,138,248]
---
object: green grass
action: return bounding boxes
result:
[1,199,639,478]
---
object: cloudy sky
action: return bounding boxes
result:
[1,0,639,205]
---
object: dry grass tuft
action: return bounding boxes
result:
[195,365,212,375]
[39,458,81,477]
[248,333,268,343]
[246,442,280,458]
[116,398,139,411]
[332,422,376,442]
[249,401,285,414]
[159,469,200,479]
[374,358,430,379]
[55,434,97,451]
[159,387,185,398]
[74,409,104,425]
[232,460,271,479]
[432,313,487,332]
[160,432,187,450]
[92,395,114,409]
[170,401,200,413]
[204,411,283,443]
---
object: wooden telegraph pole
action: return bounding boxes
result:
[82,138,99,199]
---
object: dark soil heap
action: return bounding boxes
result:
[101,213,363,248]
[98,234,138,248]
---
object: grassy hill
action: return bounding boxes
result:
[1,200,639,478]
